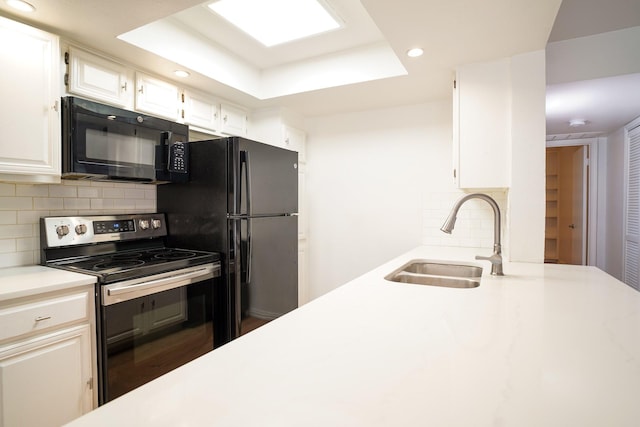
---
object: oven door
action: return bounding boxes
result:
[98,264,218,403]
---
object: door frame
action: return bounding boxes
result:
[546,138,601,266]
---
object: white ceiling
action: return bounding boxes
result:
[172,1,385,69]
[0,0,638,134]
[545,0,640,136]
[0,0,560,117]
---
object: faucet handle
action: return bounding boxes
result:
[475,254,504,276]
[475,253,502,264]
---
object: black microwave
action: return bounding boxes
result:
[62,96,189,183]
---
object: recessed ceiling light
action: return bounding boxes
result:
[6,0,35,12]
[569,119,586,127]
[174,70,190,78]
[207,0,341,47]
[407,48,424,58]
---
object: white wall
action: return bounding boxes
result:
[546,26,640,85]
[508,50,546,263]
[304,50,546,298]
[305,101,507,299]
[605,126,628,280]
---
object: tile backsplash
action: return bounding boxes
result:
[421,190,509,250]
[0,180,156,268]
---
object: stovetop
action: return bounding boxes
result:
[40,213,220,284]
[48,247,219,284]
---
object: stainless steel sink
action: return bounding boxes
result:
[384,259,482,288]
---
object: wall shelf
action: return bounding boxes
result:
[545,149,559,263]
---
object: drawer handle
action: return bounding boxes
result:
[35,316,52,322]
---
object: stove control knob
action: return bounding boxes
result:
[75,224,87,235]
[139,219,150,230]
[56,225,69,237]
[151,219,162,229]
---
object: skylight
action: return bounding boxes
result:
[207,0,341,47]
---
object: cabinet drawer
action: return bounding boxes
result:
[0,291,90,341]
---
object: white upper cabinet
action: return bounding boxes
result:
[0,16,60,183]
[64,44,251,136]
[66,46,132,108]
[282,125,306,163]
[135,72,180,120]
[453,58,510,189]
[182,89,221,132]
[220,103,248,136]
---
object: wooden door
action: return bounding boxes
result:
[570,146,587,264]
[545,145,588,264]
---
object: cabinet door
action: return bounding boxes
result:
[0,16,60,183]
[135,72,179,120]
[298,238,308,305]
[220,103,248,136]
[0,325,93,427]
[182,89,220,131]
[67,46,131,107]
[283,125,306,163]
[454,58,510,189]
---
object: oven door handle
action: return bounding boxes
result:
[103,265,218,305]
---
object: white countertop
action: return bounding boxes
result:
[65,246,640,427]
[0,265,96,302]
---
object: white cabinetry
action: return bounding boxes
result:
[182,89,220,132]
[0,285,95,427]
[283,125,307,163]
[453,58,510,189]
[220,103,248,136]
[66,46,132,108]
[135,72,180,120]
[0,16,60,183]
[63,44,249,136]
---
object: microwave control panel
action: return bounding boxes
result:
[169,141,188,173]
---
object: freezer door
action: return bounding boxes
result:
[232,137,299,216]
[235,215,298,336]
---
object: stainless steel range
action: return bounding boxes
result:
[40,213,221,404]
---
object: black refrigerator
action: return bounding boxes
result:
[157,137,298,346]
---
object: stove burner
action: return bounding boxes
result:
[94,259,145,270]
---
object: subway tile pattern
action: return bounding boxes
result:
[422,190,508,251]
[0,180,156,268]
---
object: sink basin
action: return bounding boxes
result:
[384,259,482,288]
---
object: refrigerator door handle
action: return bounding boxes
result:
[246,217,252,285]
[240,150,253,284]
[240,150,252,216]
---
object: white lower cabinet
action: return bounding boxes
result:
[0,325,93,427]
[0,286,95,427]
[298,238,309,305]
